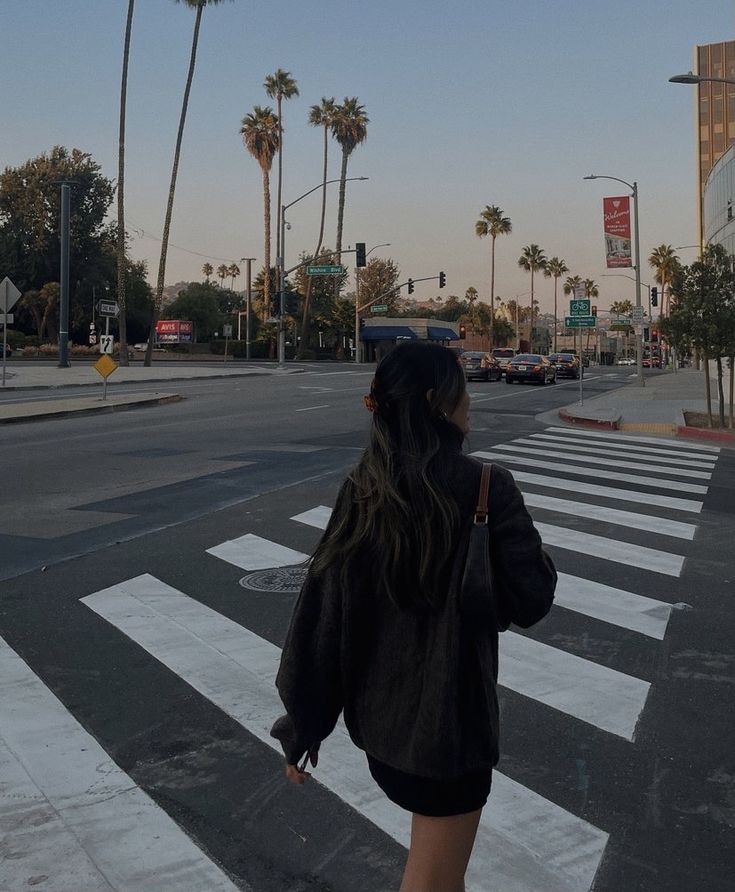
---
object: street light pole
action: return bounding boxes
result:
[238,256,256,356]
[355,242,390,364]
[584,174,644,387]
[277,177,368,369]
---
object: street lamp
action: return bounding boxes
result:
[584,173,645,387]
[355,242,391,363]
[669,71,735,86]
[279,176,368,369]
[238,256,256,356]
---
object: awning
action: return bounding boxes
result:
[361,326,418,341]
[427,325,460,341]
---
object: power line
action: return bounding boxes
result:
[127,219,248,264]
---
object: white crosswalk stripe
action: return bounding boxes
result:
[513,437,716,469]
[526,432,718,463]
[206,532,309,570]
[544,426,721,452]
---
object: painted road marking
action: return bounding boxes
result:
[527,432,718,463]
[545,426,721,452]
[492,444,712,480]
[0,636,239,892]
[471,451,709,494]
[515,437,716,470]
[207,533,308,570]
[295,404,330,412]
[291,505,332,529]
[507,469,703,513]
[82,576,608,892]
[534,521,685,577]
[522,492,696,540]
[554,573,672,640]
[470,376,601,403]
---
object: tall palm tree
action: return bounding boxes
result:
[332,97,369,266]
[145,0,232,367]
[202,262,213,283]
[300,97,337,348]
[117,0,135,366]
[475,205,512,345]
[649,244,680,317]
[241,106,279,320]
[583,278,599,298]
[264,69,299,260]
[228,262,240,290]
[217,263,229,286]
[543,257,568,352]
[517,244,547,348]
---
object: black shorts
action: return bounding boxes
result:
[367,756,492,817]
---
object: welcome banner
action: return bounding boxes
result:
[603,196,632,268]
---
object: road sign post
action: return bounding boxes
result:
[94,353,118,400]
[1,276,21,388]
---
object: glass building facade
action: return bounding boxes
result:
[703,142,735,256]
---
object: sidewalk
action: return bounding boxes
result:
[0,361,303,424]
[552,368,735,445]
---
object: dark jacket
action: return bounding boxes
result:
[271,451,556,780]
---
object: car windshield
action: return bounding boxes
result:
[554,354,575,361]
[464,352,486,359]
[514,354,542,362]
[492,349,515,358]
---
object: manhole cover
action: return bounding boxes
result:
[239,567,307,593]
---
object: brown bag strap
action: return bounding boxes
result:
[474,463,492,525]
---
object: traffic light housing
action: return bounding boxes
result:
[355,242,366,268]
[591,305,597,317]
[651,287,658,307]
[439,271,446,289]
[407,278,414,295]
[459,323,466,339]
[270,294,280,318]
[651,329,658,343]
[285,292,299,315]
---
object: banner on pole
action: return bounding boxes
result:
[603,196,632,268]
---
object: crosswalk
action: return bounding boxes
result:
[0,426,721,891]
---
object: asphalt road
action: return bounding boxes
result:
[1,365,733,892]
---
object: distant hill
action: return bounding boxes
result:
[162,281,192,306]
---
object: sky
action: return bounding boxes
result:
[1,0,732,314]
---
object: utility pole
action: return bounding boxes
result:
[58,182,73,368]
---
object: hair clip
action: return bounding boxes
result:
[364,393,378,413]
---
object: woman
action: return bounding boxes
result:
[271,341,556,891]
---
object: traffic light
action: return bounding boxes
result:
[591,305,597,317]
[355,242,366,268]
[459,324,466,339]
[651,287,658,307]
[643,326,650,342]
[651,329,658,343]
[285,292,299,315]
[270,294,280,318]
[407,278,414,295]
[439,271,446,289]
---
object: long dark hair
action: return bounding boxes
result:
[311,342,467,609]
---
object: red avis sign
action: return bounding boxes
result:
[154,320,193,343]
[603,196,632,268]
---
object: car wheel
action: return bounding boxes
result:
[506,376,513,384]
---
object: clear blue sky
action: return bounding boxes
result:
[1,0,731,311]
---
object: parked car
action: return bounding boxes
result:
[461,351,502,382]
[491,347,516,376]
[506,353,556,385]
[548,352,580,379]
[616,357,635,366]
[643,357,662,368]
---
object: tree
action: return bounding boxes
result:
[202,262,213,282]
[583,278,599,299]
[145,0,232,367]
[162,281,223,341]
[518,244,547,344]
[543,257,569,352]
[357,257,401,315]
[216,263,229,286]
[116,0,136,365]
[241,106,279,320]
[264,69,299,260]
[20,283,60,341]
[609,299,634,316]
[228,262,240,290]
[332,97,369,266]
[475,205,512,345]
[649,244,680,318]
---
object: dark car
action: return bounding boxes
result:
[548,352,580,379]
[462,351,502,382]
[506,353,556,385]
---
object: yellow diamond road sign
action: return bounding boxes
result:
[94,354,118,379]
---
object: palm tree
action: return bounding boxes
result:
[217,263,229,286]
[300,97,337,348]
[117,0,135,367]
[649,244,680,318]
[517,244,547,348]
[332,97,369,266]
[228,262,240,290]
[145,0,232,367]
[475,205,512,345]
[583,278,599,299]
[543,257,568,352]
[264,69,299,260]
[202,262,213,283]
[241,106,280,320]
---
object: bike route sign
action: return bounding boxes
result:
[569,299,591,317]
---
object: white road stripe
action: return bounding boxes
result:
[554,573,672,640]
[546,426,721,453]
[501,631,650,740]
[515,437,715,469]
[508,469,703,513]
[471,451,709,494]
[82,576,608,892]
[523,492,696,540]
[492,443,712,480]
[528,432,718,463]
[291,506,332,529]
[534,521,685,577]
[206,533,309,570]
[295,404,330,412]
[0,636,239,892]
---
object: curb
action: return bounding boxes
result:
[0,368,304,392]
[676,425,735,444]
[558,407,621,430]
[0,393,182,424]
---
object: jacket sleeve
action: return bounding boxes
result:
[488,466,557,629]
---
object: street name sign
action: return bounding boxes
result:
[569,299,591,317]
[371,304,388,314]
[565,316,596,328]
[97,300,120,318]
[307,265,344,276]
[0,277,20,313]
